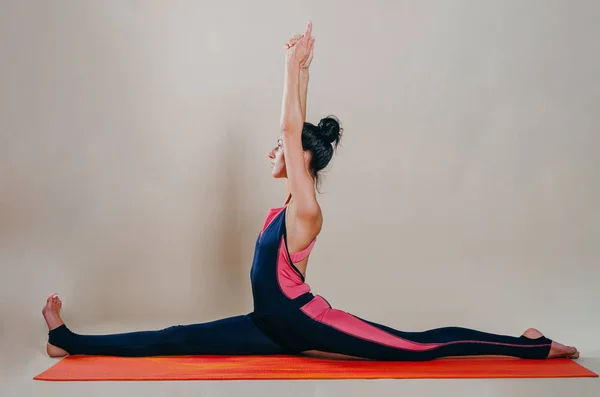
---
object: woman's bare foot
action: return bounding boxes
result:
[522,328,579,359]
[42,293,69,357]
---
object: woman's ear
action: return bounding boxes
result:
[303,151,312,169]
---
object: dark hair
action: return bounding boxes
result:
[301,115,343,192]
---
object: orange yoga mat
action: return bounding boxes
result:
[34,355,598,381]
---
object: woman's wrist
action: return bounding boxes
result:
[285,57,301,70]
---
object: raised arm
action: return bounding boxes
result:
[299,66,309,122]
[280,22,318,216]
[285,34,313,122]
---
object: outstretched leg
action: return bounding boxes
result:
[43,293,285,357]
[297,296,578,361]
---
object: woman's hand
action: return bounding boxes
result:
[285,33,315,70]
[284,34,303,51]
[285,21,315,68]
[285,33,314,70]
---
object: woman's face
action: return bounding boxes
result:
[268,138,287,178]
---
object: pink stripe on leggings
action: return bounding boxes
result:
[301,296,552,352]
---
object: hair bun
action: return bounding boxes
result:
[318,115,342,147]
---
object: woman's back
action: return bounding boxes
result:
[283,198,322,278]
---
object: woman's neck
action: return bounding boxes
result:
[285,179,291,201]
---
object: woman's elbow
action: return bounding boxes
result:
[280,120,303,135]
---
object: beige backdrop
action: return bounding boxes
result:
[1,0,599,392]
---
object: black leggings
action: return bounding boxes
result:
[49,314,285,357]
[49,309,552,360]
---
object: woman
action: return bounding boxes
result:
[43,22,578,361]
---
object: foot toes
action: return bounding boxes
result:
[568,347,578,356]
[44,294,63,313]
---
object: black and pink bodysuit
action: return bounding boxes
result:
[48,203,552,360]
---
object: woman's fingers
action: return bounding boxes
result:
[297,22,312,50]
[305,21,312,39]
[284,21,312,51]
[302,38,315,68]
[284,34,303,49]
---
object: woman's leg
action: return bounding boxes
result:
[43,294,285,357]
[297,296,578,361]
